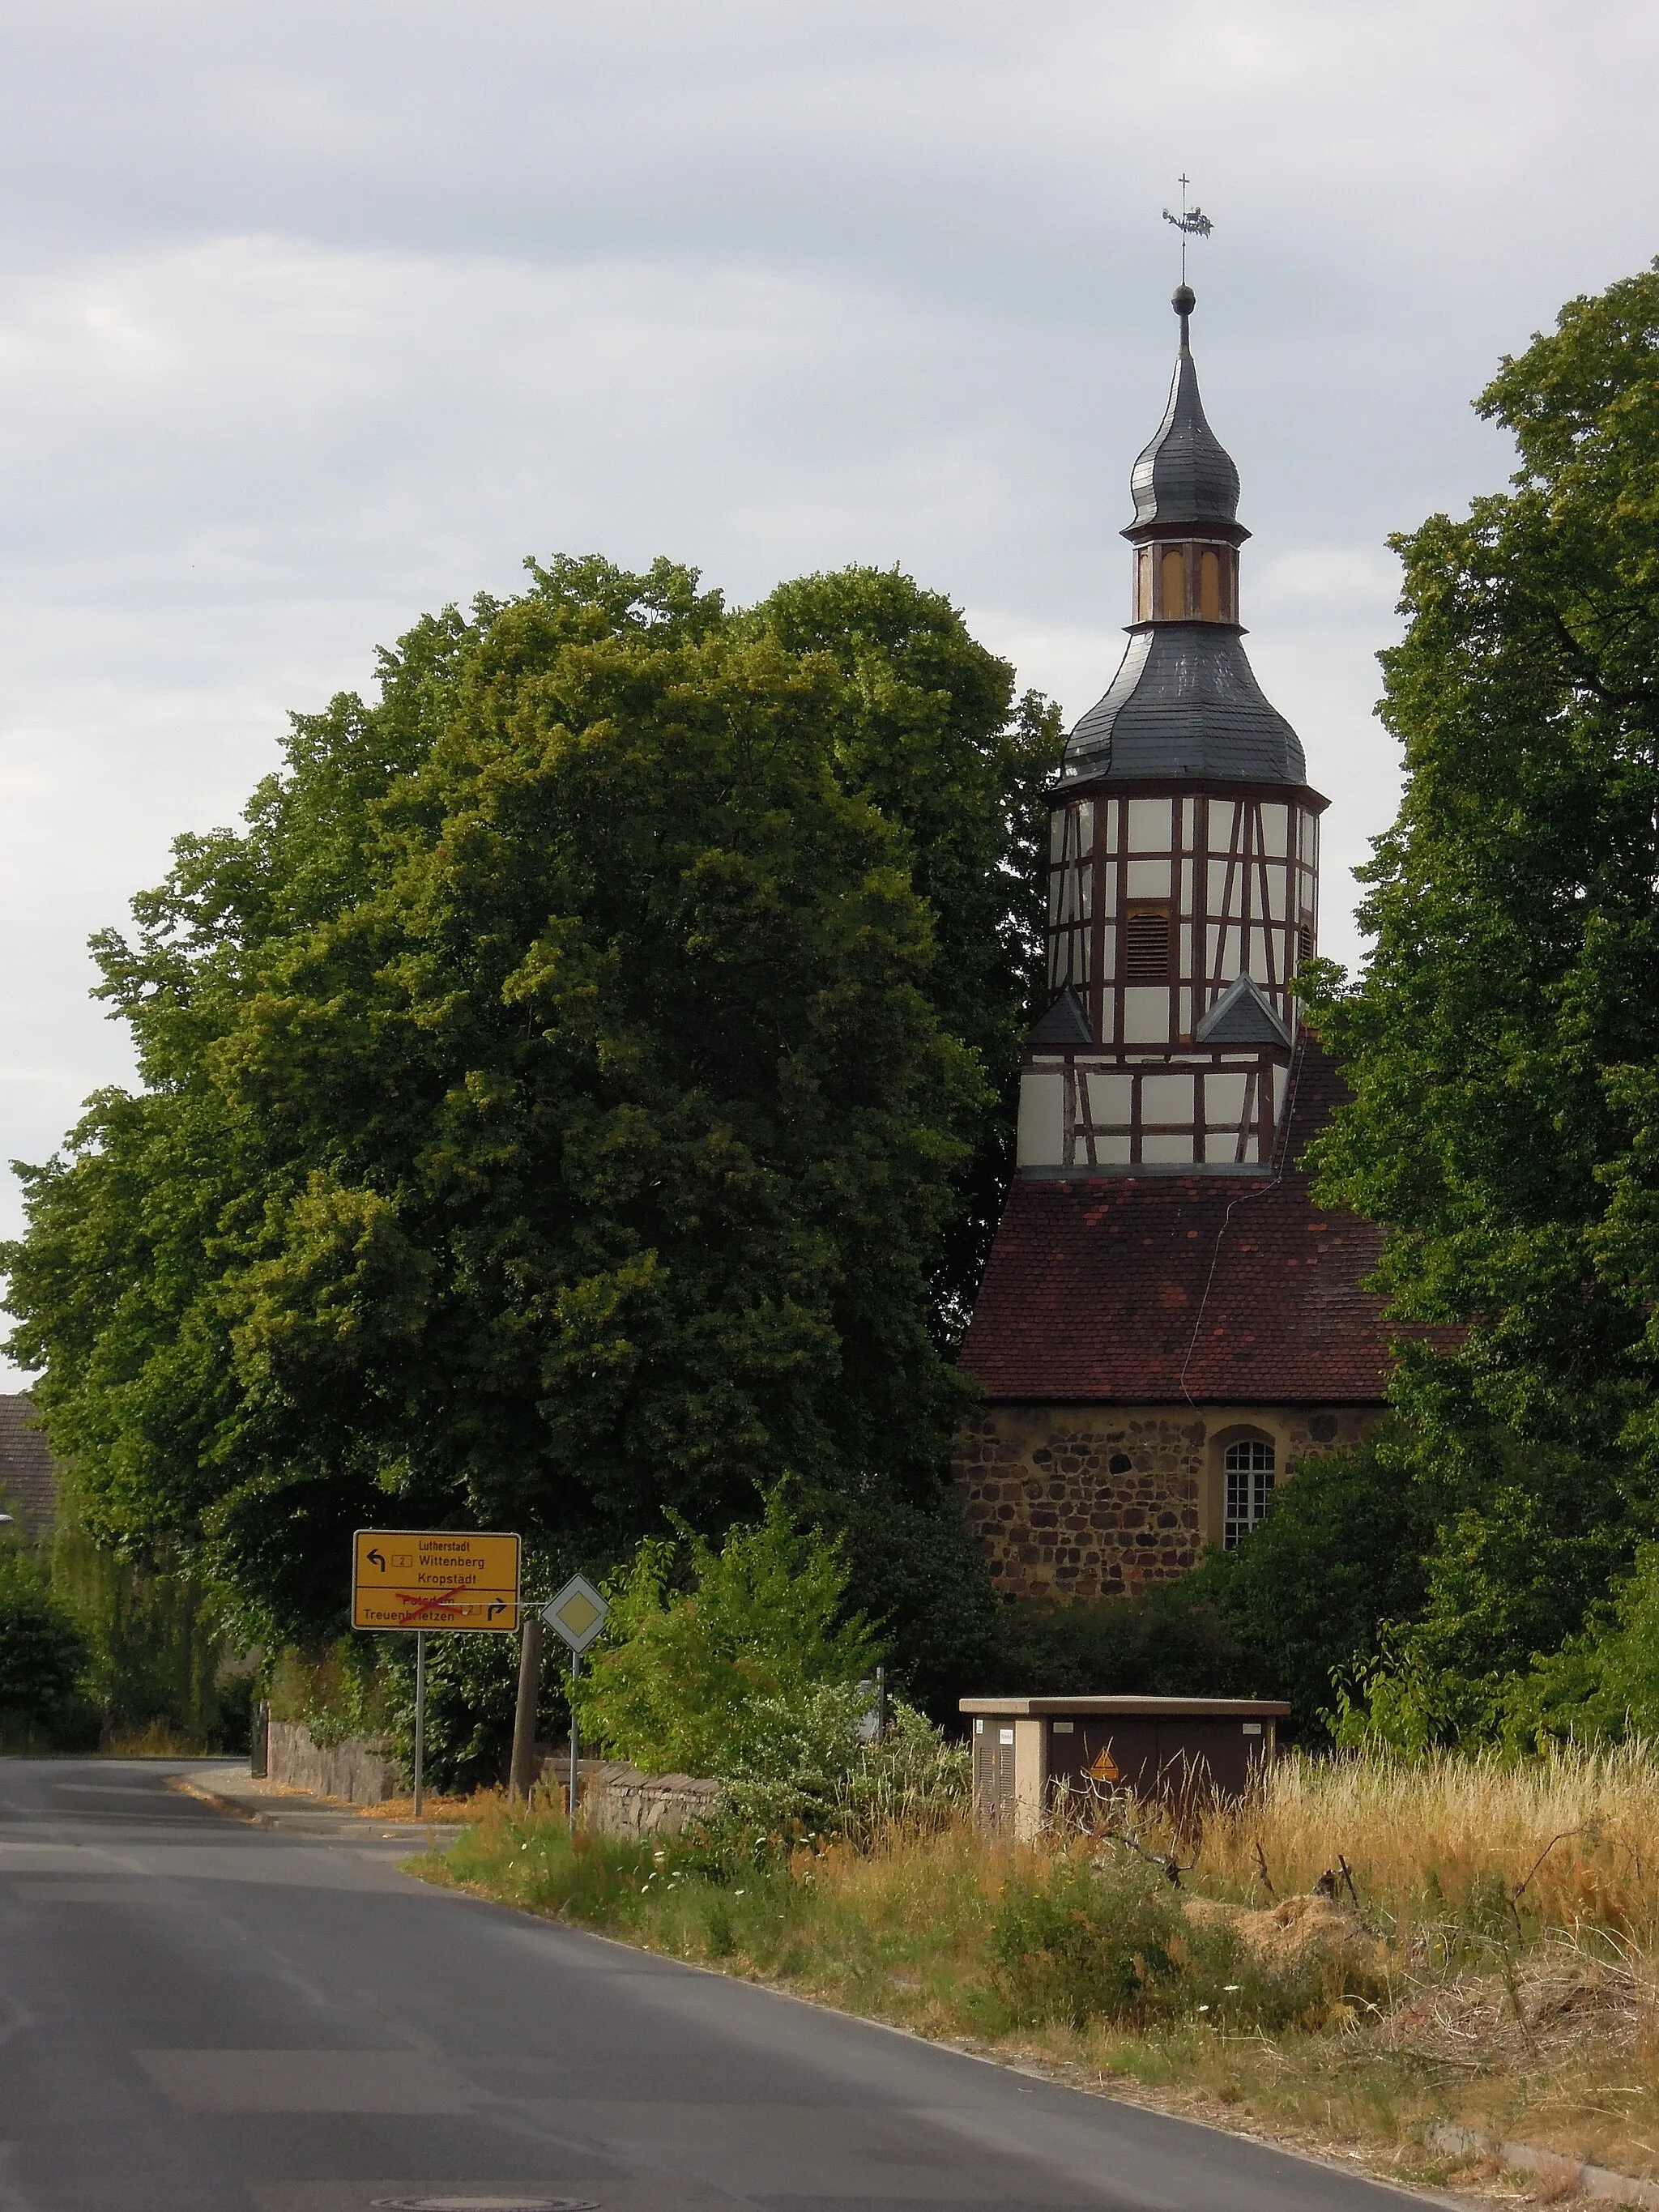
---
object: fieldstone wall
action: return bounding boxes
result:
[954,1402,1380,1602]
[266,1720,402,1804]
[569,1760,721,1839]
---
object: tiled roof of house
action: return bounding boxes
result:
[0,1393,60,1545]
[961,1044,1391,1406]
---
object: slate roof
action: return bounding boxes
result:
[961,1045,1391,1407]
[1129,300,1241,530]
[0,1394,60,1545]
[1060,625,1308,791]
[1026,986,1094,1046]
[1195,974,1292,1048]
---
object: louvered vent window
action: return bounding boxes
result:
[1124,906,1171,984]
[1298,920,1315,965]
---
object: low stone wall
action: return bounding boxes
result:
[564,1758,721,1839]
[267,1720,402,1805]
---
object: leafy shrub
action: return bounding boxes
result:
[50,1521,244,1751]
[268,1639,393,1750]
[818,1482,1000,1718]
[984,1854,1341,2033]
[712,1681,968,1853]
[269,1630,528,1792]
[1188,1425,1434,1735]
[574,1491,878,1775]
[380,1628,525,1791]
[990,1579,1243,1703]
[0,1548,95,1748]
[1503,1541,1659,1748]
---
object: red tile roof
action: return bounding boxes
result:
[0,1393,60,1545]
[961,1043,1390,1406]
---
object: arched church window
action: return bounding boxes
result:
[1161,547,1185,617]
[1124,905,1171,984]
[1136,548,1153,621]
[1222,1437,1274,1549]
[1199,548,1221,621]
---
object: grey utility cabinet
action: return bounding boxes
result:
[961,1694,1290,1839]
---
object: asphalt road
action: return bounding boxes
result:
[0,1757,1444,2212]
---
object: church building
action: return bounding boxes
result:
[956,285,1392,1603]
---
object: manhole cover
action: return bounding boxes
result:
[374,2200,598,2210]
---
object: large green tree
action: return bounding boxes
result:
[6,557,1058,1647]
[1304,264,1659,1696]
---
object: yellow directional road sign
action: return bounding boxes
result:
[352,1529,521,1633]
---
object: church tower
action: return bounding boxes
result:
[955,288,1391,1605]
[1021,285,1324,1174]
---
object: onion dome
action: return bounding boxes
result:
[1128,288,1243,532]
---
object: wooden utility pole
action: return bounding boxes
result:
[508,1612,544,1798]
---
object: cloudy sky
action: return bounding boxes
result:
[2,1,1655,1380]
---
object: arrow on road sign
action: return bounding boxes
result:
[367,1548,386,1572]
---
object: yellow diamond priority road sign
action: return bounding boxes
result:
[352,1529,521,1633]
[542,1574,608,1655]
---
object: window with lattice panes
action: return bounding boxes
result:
[1223,1437,1274,1548]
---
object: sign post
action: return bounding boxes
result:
[413,1629,427,1817]
[541,1575,608,1822]
[352,1529,522,1815]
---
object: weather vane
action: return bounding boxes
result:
[1162,174,1213,284]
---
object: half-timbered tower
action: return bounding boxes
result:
[957,288,1392,1602]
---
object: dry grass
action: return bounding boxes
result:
[101,1720,211,1756]
[420,1748,1659,2201]
[1201,1742,1659,1937]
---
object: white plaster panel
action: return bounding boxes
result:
[1126,858,1170,899]
[1264,863,1288,923]
[1121,987,1171,1044]
[1100,866,1117,916]
[1182,796,1196,845]
[1141,1072,1194,1124]
[1075,1067,1132,1127]
[1204,1071,1250,1123]
[1208,859,1234,912]
[1300,811,1317,866]
[1260,803,1290,859]
[1128,799,1171,852]
[1094,1130,1133,1163]
[1141,1132,1198,1162]
[1016,1070,1064,1167]
[1180,858,1193,910]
